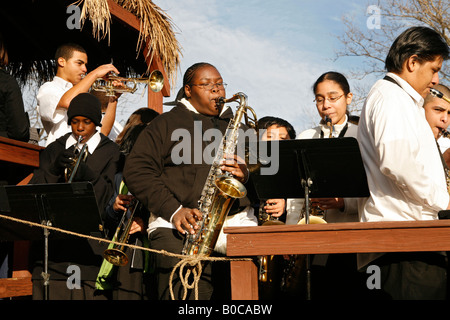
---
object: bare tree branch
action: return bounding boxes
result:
[335,0,450,111]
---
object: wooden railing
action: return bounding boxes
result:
[224,220,450,300]
[0,136,43,299]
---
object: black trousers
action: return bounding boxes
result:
[148,228,213,300]
[362,252,448,300]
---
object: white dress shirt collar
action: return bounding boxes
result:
[66,131,101,154]
[386,72,424,108]
[180,97,230,117]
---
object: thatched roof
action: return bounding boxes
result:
[0,0,181,88]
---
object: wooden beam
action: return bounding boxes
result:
[107,0,140,31]
[0,137,43,167]
[0,278,32,299]
[107,0,171,113]
[224,220,450,300]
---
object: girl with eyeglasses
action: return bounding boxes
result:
[292,71,365,300]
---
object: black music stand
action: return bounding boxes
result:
[251,137,369,299]
[0,182,104,300]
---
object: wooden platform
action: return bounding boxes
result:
[224,220,450,300]
[0,137,43,299]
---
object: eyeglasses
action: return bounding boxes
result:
[190,83,227,90]
[314,94,345,105]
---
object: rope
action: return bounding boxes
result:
[0,213,251,300]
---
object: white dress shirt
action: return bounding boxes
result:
[37,76,73,146]
[287,116,360,224]
[357,72,449,223]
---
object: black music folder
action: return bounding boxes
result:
[0,182,104,241]
[251,137,369,200]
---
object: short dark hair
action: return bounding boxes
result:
[55,43,86,61]
[182,62,218,99]
[257,116,296,139]
[183,62,216,87]
[312,71,351,95]
[385,26,449,73]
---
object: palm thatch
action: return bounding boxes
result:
[76,0,181,87]
[0,0,181,89]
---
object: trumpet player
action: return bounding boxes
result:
[28,93,121,300]
[37,43,122,146]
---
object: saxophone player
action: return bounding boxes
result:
[123,62,253,300]
[423,84,450,164]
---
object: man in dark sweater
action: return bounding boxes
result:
[123,63,253,300]
[29,92,120,299]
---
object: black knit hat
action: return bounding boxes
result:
[67,93,102,127]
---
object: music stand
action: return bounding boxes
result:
[0,182,104,300]
[251,137,369,299]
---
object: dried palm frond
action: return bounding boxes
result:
[73,0,111,43]
[77,0,181,87]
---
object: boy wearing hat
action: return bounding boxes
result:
[29,93,121,300]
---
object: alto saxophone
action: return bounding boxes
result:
[182,92,257,256]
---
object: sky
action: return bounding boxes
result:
[149,0,378,135]
[23,0,384,137]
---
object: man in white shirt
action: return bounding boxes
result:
[357,26,449,299]
[37,43,121,146]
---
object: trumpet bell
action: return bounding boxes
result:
[148,70,164,93]
[298,216,327,224]
[103,248,129,267]
[92,69,164,96]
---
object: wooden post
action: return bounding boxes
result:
[107,0,171,113]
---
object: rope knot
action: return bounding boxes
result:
[169,255,204,300]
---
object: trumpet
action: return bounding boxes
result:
[92,69,164,97]
[65,135,88,182]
